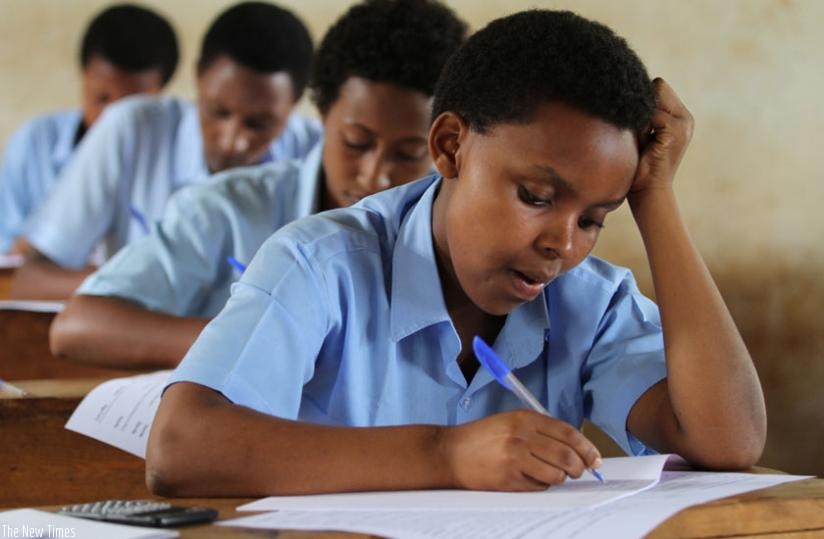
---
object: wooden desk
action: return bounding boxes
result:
[0,309,145,380]
[30,478,824,538]
[0,396,149,509]
[0,268,12,299]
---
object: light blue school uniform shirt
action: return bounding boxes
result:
[169,175,668,455]
[0,109,82,252]
[77,142,324,318]
[24,95,321,269]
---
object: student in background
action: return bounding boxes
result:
[0,4,178,254]
[10,1,320,299]
[50,0,468,370]
[147,9,766,497]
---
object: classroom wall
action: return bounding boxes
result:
[1,0,821,476]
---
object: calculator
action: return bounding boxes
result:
[58,500,218,527]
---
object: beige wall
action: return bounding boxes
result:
[2,0,822,476]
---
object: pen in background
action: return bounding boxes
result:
[473,335,606,483]
[0,379,28,398]
[227,256,247,274]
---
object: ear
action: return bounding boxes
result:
[428,112,467,180]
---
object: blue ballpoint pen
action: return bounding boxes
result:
[129,204,151,235]
[472,336,606,483]
[227,256,247,274]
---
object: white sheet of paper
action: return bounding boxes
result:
[0,299,64,312]
[221,471,809,539]
[0,509,178,539]
[239,455,669,512]
[65,370,171,458]
[0,253,23,268]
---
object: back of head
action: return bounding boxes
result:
[310,0,468,116]
[432,10,654,134]
[198,1,313,101]
[80,3,179,85]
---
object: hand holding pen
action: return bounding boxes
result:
[473,336,605,484]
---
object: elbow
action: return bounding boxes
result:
[48,303,86,359]
[145,411,188,497]
[690,424,767,471]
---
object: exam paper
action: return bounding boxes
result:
[65,370,171,458]
[0,299,64,312]
[0,253,23,268]
[220,471,810,539]
[0,509,178,539]
[239,455,669,512]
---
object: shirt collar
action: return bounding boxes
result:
[389,175,551,371]
[389,177,451,342]
[51,110,83,169]
[172,101,209,187]
[296,140,324,216]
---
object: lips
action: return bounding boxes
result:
[509,268,551,302]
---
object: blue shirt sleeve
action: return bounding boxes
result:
[24,104,138,269]
[583,275,667,455]
[168,231,330,416]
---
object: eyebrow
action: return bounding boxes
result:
[532,165,626,209]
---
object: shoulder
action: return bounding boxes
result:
[96,95,191,130]
[264,176,437,265]
[177,160,302,210]
[5,109,79,148]
[559,256,636,295]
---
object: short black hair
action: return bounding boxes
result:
[80,3,179,86]
[432,10,655,134]
[310,0,467,116]
[198,1,313,101]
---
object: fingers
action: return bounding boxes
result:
[649,77,694,142]
[444,411,603,491]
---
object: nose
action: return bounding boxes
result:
[217,121,250,160]
[537,213,576,260]
[356,151,391,195]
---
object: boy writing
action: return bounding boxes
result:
[0,4,178,254]
[147,9,766,496]
[11,2,320,299]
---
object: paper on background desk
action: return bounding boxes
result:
[0,253,23,268]
[0,509,178,539]
[221,470,810,539]
[240,454,669,512]
[0,299,65,312]
[65,370,171,458]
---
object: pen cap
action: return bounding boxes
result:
[472,336,512,388]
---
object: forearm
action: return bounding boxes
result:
[10,255,94,299]
[50,295,208,369]
[630,187,766,466]
[146,383,451,497]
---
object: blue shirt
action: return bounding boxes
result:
[0,109,82,252]
[77,142,324,318]
[169,176,667,455]
[24,95,321,269]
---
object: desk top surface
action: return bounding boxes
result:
[24,477,821,538]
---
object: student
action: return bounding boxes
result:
[147,9,766,496]
[49,0,468,369]
[0,4,178,254]
[10,1,320,299]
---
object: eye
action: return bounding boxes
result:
[578,216,605,230]
[245,118,275,131]
[207,106,230,119]
[342,136,372,153]
[518,185,552,207]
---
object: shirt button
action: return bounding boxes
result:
[460,397,472,409]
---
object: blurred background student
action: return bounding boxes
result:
[10,1,320,300]
[0,3,179,255]
[51,0,468,370]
